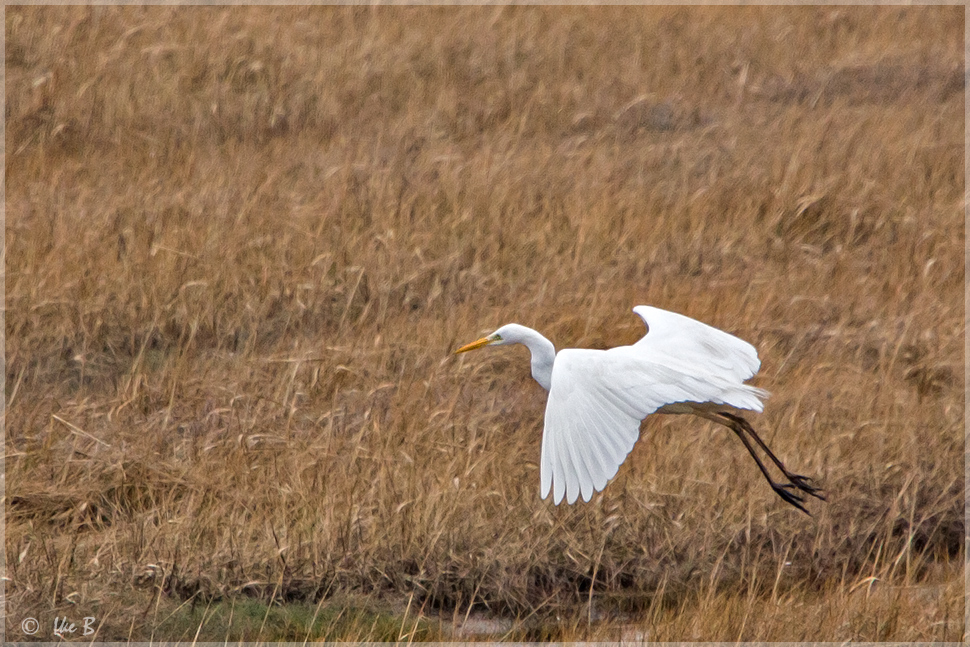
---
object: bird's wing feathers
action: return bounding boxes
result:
[542,348,712,504]
[541,307,769,505]
[632,305,761,382]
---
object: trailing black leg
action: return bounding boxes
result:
[717,412,826,502]
[696,410,825,515]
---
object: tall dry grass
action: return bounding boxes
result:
[5,5,964,641]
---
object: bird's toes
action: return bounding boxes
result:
[779,492,810,515]
[772,484,812,515]
[773,484,804,502]
[789,474,826,500]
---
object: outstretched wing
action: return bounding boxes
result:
[632,305,761,383]
[540,307,768,505]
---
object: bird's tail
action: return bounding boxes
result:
[717,384,770,413]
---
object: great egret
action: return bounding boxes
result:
[455,306,824,515]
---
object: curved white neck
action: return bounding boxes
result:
[516,328,556,391]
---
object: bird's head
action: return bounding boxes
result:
[454,324,527,354]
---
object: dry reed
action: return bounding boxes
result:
[5,5,964,641]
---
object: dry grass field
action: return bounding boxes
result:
[5,5,965,642]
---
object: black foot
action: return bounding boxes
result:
[780,474,826,501]
[771,483,811,516]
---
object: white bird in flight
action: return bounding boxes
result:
[455,306,824,515]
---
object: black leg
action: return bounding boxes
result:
[717,412,826,502]
[695,411,825,515]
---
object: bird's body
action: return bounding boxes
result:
[455,306,824,514]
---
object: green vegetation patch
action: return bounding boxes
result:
[153,597,439,642]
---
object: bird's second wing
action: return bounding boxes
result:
[632,305,761,383]
[541,347,715,505]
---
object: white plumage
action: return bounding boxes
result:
[455,305,823,514]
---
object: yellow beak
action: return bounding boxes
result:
[454,336,492,354]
